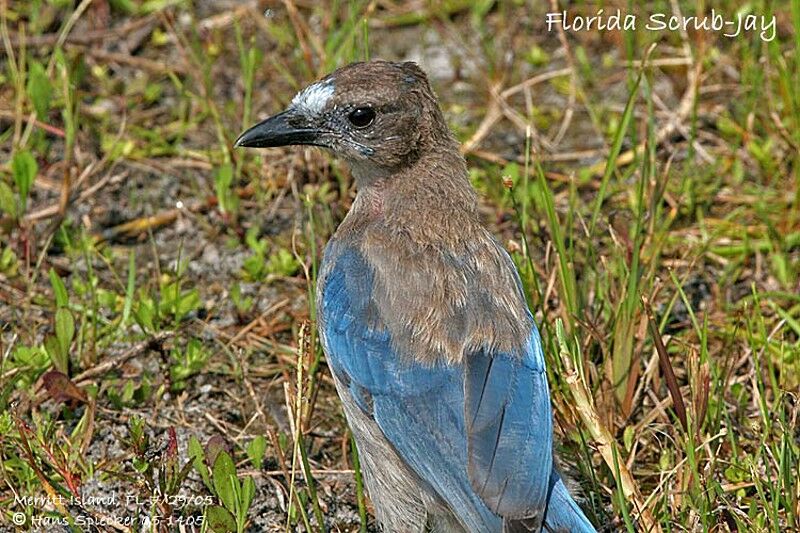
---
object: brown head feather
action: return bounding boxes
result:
[318,60,532,363]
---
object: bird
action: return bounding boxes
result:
[235,60,596,533]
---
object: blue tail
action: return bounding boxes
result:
[543,470,596,532]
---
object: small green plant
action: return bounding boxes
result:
[132,280,201,333]
[0,245,19,276]
[169,338,211,391]
[214,163,239,216]
[12,410,86,508]
[208,451,256,533]
[44,308,74,375]
[246,435,266,471]
[240,225,301,282]
[119,420,197,526]
[0,150,37,221]
[241,226,268,281]
[189,436,256,533]
[105,377,153,409]
[162,279,202,322]
[11,150,37,216]
[266,248,300,278]
[243,246,301,282]
[10,345,50,388]
[230,282,254,318]
[125,416,150,473]
[0,180,16,220]
[133,290,160,332]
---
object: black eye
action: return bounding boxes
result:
[348,107,375,128]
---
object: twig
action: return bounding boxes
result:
[460,85,503,155]
[93,184,255,243]
[72,331,174,385]
[281,0,317,74]
[0,109,65,137]
[500,68,573,99]
[556,320,661,533]
[226,299,291,348]
[0,14,156,49]
[45,0,94,76]
[67,44,189,75]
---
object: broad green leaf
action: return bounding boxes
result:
[45,335,68,374]
[13,345,49,369]
[241,476,256,513]
[176,288,200,319]
[55,308,75,359]
[12,150,38,211]
[212,451,238,513]
[26,60,52,117]
[0,181,17,219]
[49,268,69,308]
[214,163,234,214]
[134,296,156,332]
[188,435,211,490]
[623,425,635,452]
[205,505,236,533]
[0,246,18,277]
[246,435,266,470]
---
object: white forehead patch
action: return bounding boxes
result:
[291,80,334,116]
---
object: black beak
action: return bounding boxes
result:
[234,109,322,148]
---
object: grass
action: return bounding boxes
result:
[1,0,799,532]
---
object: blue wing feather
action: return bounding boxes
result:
[465,331,553,519]
[321,246,499,531]
[320,243,592,531]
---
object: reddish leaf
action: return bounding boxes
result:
[41,370,87,405]
[205,435,230,467]
[167,427,178,457]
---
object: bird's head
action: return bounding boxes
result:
[234,60,454,181]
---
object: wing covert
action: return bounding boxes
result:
[465,326,554,521]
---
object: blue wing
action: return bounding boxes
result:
[319,244,582,530]
[465,328,553,521]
